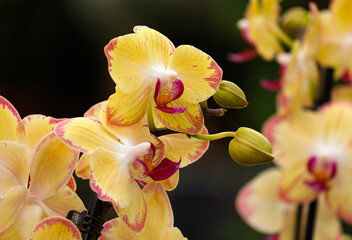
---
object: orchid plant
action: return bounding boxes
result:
[233,0,352,239]
[0,24,274,239]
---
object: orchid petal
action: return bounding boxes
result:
[160,126,209,167]
[260,79,281,91]
[154,99,204,134]
[84,101,107,119]
[20,115,62,154]
[133,25,175,68]
[236,168,284,234]
[148,158,180,181]
[89,147,138,208]
[0,185,27,233]
[332,0,352,31]
[104,34,150,94]
[99,219,137,240]
[154,79,185,111]
[66,176,76,192]
[0,141,30,190]
[41,186,85,218]
[75,154,91,180]
[169,45,222,103]
[0,201,43,239]
[114,181,147,232]
[227,49,257,63]
[0,96,21,141]
[279,165,318,203]
[55,117,119,153]
[28,132,79,200]
[169,227,187,240]
[30,217,82,240]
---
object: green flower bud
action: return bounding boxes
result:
[280,7,311,38]
[229,127,274,166]
[213,80,248,109]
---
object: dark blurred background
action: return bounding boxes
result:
[0,0,331,239]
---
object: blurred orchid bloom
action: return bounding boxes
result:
[0,96,84,239]
[265,101,352,223]
[99,182,187,240]
[29,217,82,240]
[236,168,342,240]
[316,0,352,80]
[229,0,288,62]
[104,25,222,134]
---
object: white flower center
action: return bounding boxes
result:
[151,65,177,86]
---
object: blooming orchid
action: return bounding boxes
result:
[0,96,85,239]
[99,182,187,240]
[265,101,352,223]
[104,25,222,134]
[236,167,342,240]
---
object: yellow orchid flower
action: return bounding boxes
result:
[267,101,352,223]
[0,96,85,239]
[99,182,187,240]
[29,217,82,240]
[316,0,352,80]
[104,26,222,134]
[230,0,290,62]
[236,168,342,240]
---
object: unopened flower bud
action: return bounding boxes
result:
[280,7,310,38]
[213,80,248,109]
[229,127,274,166]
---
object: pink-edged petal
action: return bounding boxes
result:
[0,200,43,239]
[20,115,62,154]
[260,79,282,91]
[104,34,150,94]
[99,218,137,240]
[104,87,152,129]
[160,126,209,167]
[84,101,107,119]
[0,141,30,190]
[236,168,284,234]
[154,99,204,134]
[114,181,147,232]
[0,185,27,233]
[161,170,179,191]
[133,25,175,67]
[279,165,318,203]
[28,132,79,200]
[55,117,119,153]
[41,186,85,218]
[148,158,181,181]
[75,154,91,180]
[89,147,139,208]
[261,114,285,146]
[0,96,21,141]
[66,176,76,191]
[169,45,222,103]
[29,217,82,240]
[227,49,257,63]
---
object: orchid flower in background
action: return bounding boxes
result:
[236,167,343,240]
[54,100,209,232]
[228,0,291,62]
[104,25,222,134]
[264,101,352,224]
[0,96,85,239]
[316,0,352,81]
[99,182,187,240]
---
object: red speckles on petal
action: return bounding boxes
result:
[104,38,118,71]
[205,60,222,90]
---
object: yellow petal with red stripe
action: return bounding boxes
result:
[55,117,119,154]
[169,45,222,103]
[30,217,82,240]
[154,99,203,134]
[28,132,79,200]
[0,96,21,141]
[84,101,107,119]
[160,126,209,168]
[104,34,151,94]
[134,26,174,68]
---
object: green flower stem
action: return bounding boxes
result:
[190,131,236,141]
[147,103,157,134]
